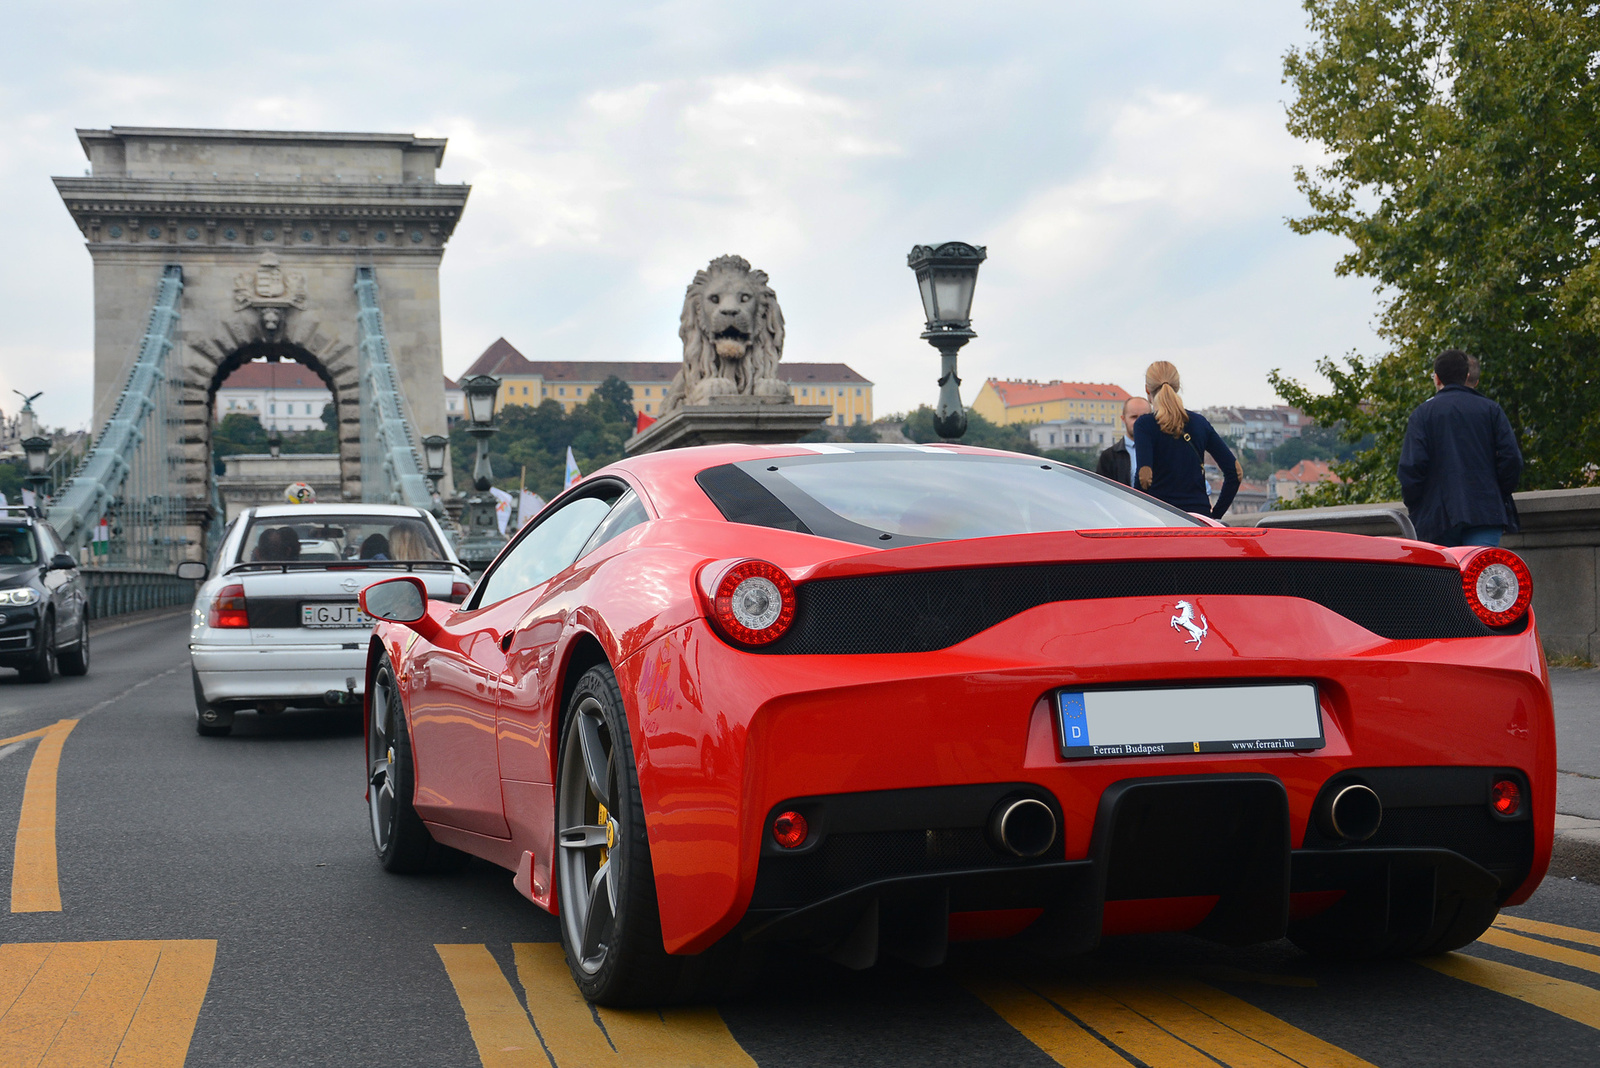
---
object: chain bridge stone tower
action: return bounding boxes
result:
[54,126,470,550]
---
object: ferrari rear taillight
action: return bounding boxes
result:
[1459,547,1532,627]
[208,583,248,628]
[711,560,796,646]
[1491,778,1522,817]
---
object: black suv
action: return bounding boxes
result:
[0,511,89,682]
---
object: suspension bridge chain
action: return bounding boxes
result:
[354,267,432,509]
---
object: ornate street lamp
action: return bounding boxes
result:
[421,433,449,513]
[907,241,986,438]
[456,375,504,570]
[460,375,501,490]
[21,435,51,512]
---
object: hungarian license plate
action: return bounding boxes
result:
[1057,683,1323,759]
[301,603,372,629]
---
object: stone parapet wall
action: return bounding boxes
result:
[1225,488,1600,661]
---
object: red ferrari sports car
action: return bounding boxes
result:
[358,442,1552,1005]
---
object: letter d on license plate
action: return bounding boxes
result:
[1057,683,1323,759]
[302,603,372,628]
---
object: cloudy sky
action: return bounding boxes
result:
[1,1,1379,432]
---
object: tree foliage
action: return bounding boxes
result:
[1273,0,1600,505]
[211,412,336,457]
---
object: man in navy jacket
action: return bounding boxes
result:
[1398,349,1523,546]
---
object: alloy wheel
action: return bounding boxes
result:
[368,668,398,854]
[557,695,619,975]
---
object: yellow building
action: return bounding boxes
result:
[460,339,874,425]
[971,378,1133,427]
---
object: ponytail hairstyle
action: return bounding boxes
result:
[1144,361,1187,437]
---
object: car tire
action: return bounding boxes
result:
[192,669,233,737]
[368,652,466,874]
[20,615,57,684]
[57,615,90,677]
[556,663,681,1006]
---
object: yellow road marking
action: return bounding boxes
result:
[1478,927,1600,976]
[963,976,1127,1067]
[1421,952,1600,1030]
[8,720,78,913]
[436,945,547,1068]
[440,943,758,1067]
[0,940,214,1068]
[1156,979,1378,1068]
[1496,914,1600,951]
[965,973,1379,1068]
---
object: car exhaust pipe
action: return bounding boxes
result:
[989,797,1057,858]
[1319,783,1383,842]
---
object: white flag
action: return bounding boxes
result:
[489,487,514,535]
[519,490,544,529]
[20,488,35,510]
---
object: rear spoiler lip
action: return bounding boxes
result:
[223,560,468,577]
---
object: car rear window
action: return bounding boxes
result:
[698,451,1200,546]
[239,515,445,564]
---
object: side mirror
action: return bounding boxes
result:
[49,553,78,571]
[360,576,439,641]
[176,560,209,581]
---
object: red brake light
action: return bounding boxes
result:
[773,810,808,849]
[1460,547,1532,627]
[1491,778,1522,816]
[208,583,248,628]
[710,560,796,646]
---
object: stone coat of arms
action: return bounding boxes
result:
[234,252,308,336]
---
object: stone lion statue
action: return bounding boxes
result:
[662,255,789,412]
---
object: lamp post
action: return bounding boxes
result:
[21,436,51,514]
[421,433,448,514]
[907,241,987,439]
[457,375,504,570]
[268,428,282,460]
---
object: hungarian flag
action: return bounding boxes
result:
[92,518,110,557]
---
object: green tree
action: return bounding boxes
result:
[211,413,268,457]
[450,393,637,500]
[321,402,338,432]
[1273,0,1600,505]
[900,406,1041,454]
[591,375,636,425]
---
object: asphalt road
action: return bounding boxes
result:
[3,613,1600,1067]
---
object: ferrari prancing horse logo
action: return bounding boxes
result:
[1171,600,1209,650]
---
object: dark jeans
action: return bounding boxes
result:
[1439,524,1503,547]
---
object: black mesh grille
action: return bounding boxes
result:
[751,828,1039,909]
[756,559,1506,654]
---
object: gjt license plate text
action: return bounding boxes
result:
[301,603,372,628]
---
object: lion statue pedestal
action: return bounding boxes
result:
[626,254,831,454]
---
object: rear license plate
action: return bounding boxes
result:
[301,603,373,629]
[1057,683,1323,759]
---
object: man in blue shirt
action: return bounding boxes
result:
[1398,349,1522,546]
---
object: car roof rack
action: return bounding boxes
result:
[0,505,38,520]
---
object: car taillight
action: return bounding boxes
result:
[1460,547,1533,627]
[773,810,808,849]
[710,560,796,646]
[1491,778,1522,817]
[450,581,472,603]
[208,583,248,628]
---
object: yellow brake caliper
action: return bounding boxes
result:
[597,802,612,866]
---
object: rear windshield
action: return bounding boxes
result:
[700,452,1199,546]
[238,515,445,564]
[0,525,39,564]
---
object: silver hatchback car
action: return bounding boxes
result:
[184,503,469,736]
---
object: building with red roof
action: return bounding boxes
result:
[971,378,1134,427]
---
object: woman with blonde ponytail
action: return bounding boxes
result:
[1132,361,1242,520]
